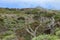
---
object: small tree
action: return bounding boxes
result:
[24,13,56,38]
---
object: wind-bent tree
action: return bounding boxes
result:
[24,16,37,37]
[24,13,56,38]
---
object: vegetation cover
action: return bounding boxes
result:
[0,7,60,40]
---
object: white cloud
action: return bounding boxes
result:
[0,0,60,9]
[1,0,60,5]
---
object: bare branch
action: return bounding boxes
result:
[35,24,41,33]
[28,25,34,33]
[25,27,34,36]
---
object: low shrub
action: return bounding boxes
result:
[32,35,59,40]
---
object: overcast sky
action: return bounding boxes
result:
[0,0,60,10]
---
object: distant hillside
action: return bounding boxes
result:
[0,7,60,14]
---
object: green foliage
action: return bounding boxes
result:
[2,34,17,40]
[56,30,60,38]
[54,13,60,21]
[40,13,55,17]
[32,35,59,40]
[0,31,14,39]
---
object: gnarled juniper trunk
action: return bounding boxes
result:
[43,17,55,34]
[48,17,55,34]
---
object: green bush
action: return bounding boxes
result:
[32,35,59,40]
[56,30,60,38]
[2,34,17,40]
